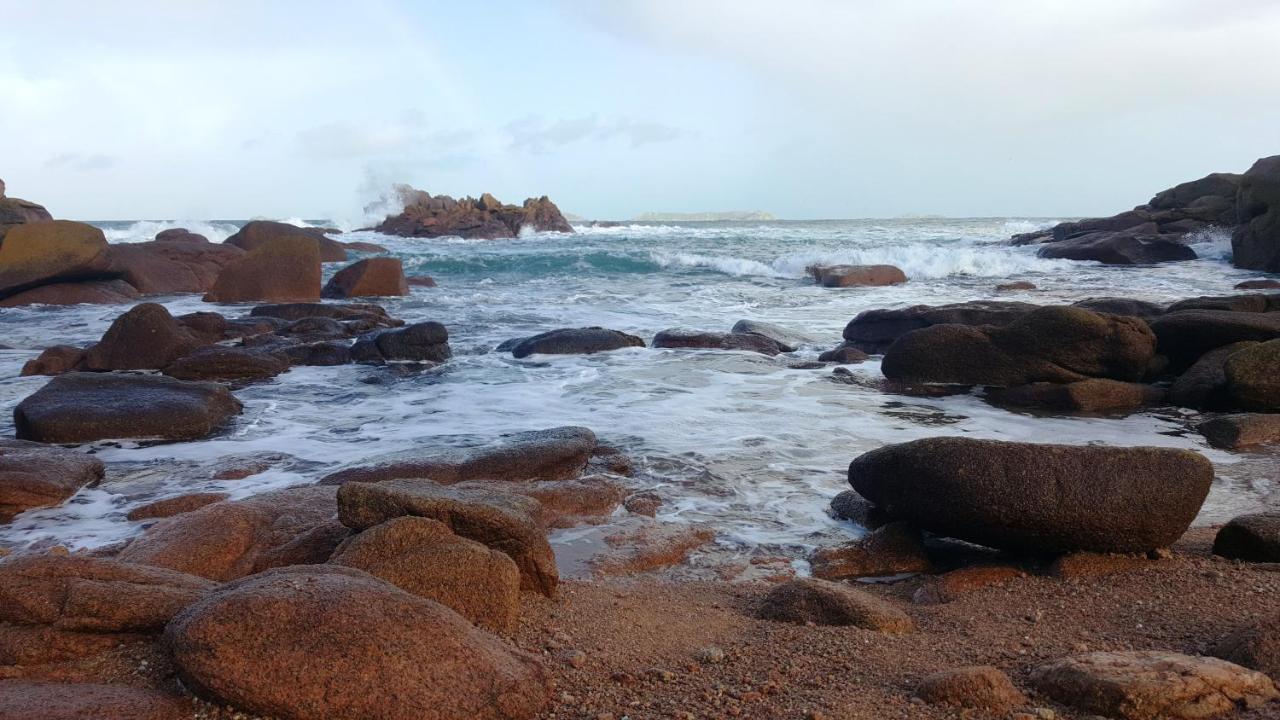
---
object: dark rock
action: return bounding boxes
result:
[730,320,813,351]
[175,311,230,344]
[0,279,140,308]
[1049,210,1154,241]
[0,681,193,720]
[1198,414,1280,449]
[106,239,244,294]
[163,346,290,383]
[155,227,208,243]
[1165,293,1276,313]
[351,322,451,364]
[1211,615,1280,681]
[1168,341,1257,410]
[651,328,782,355]
[807,264,907,287]
[1237,279,1280,290]
[82,303,200,371]
[818,345,870,363]
[223,220,347,262]
[249,302,399,325]
[0,441,104,522]
[203,236,321,303]
[1071,296,1167,317]
[1232,156,1280,272]
[1213,513,1280,562]
[756,578,913,632]
[0,221,113,299]
[1224,339,1280,410]
[511,327,644,358]
[849,437,1213,554]
[373,186,572,239]
[985,379,1164,414]
[842,300,1036,354]
[20,346,86,377]
[322,257,409,298]
[282,340,352,366]
[828,490,888,529]
[1037,230,1196,264]
[809,522,931,580]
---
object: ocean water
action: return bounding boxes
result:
[0,218,1275,563]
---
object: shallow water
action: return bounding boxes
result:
[1,218,1275,558]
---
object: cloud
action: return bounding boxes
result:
[44,153,116,171]
[505,115,688,153]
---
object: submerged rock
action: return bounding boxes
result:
[651,328,783,355]
[510,327,645,358]
[350,321,451,364]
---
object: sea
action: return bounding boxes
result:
[1,217,1275,566]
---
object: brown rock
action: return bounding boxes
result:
[322,257,409,298]
[203,236,322,303]
[0,279,139,308]
[1150,309,1280,368]
[497,476,625,528]
[1225,339,1280,410]
[985,379,1164,414]
[0,625,126,666]
[0,681,193,720]
[623,491,663,517]
[589,523,716,576]
[916,666,1026,712]
[19,346,85,377]
[828,490,888,529]
[818,345,870,363]
[373,187,572,239]
[1211,615,1280,681]
[1213,513,1280,562]
[248,301,400,325]
[1236,279,1280,290]
[1169,342,1257,410]
[154,228,208,243]
[0,192,54,242]
[1198,414,1280,449]
[651,329,783,355]
[106,239,244,294]
[407,275,438,287]
[165,565,551,720]
[809,522,931,580]
[349,322,451,364]
[1030,650,1278,720]
[83,303,200,371]
[0,221,112,299]
[808,264,907,287]
[843,300,1036,354]
[0,441,105,523]
[756,578,914,633]
[162,346,290,383]
[223,220,346,262]
[126,492,230,521]
[912,565,1024,605]
[339,240,390,253]
[329,516,520,633]
[511,327,645,358]
[996,281,1037,291]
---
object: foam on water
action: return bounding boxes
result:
[99,219,244,244]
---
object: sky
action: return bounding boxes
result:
[3,0,1280,222]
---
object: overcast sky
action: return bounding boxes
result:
[4,0,1280,221]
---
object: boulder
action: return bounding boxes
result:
[106,239,244,294]
[730,320,813,351]
[118,486,342,581]
[0,681,193,720]
[1150,309,1280,368]
[0,221,113,299]
[510,327,645,358]
[0,279,140,307]
[338,240,389,253]
[651,328,783,355]
[995,281,1036,291]
[985,379,1164,414]
[337,480,558,596]
[828,489,888,529]
[373,186,572,239]
[350,322,451,364]
[1037,230,1196,264]
[0,191,54,242]
[281,340,352,366]
[1198,414,1280,449]
[1237,279,1280,290]
[484,476,625,528]
[1166,293,1276,313]
[0,441,105,522]
[842,300,1036,354]
[1224,339,1280,410]
[19,346,86,376]
[320,426,598,486]
[1072,296,1167,317]
[1030,651,1278,720]
[162,346,290,383]
[155,228,208,243]
[126,492,230,521]
[165,565,550,720]
[203,236,322,303]
[223,220,347,262]
[881,306,1156,386]
[808,521,931,580]
[848,437,1213,554]
[1169,342,1257,410]
[807,264,907,287]
[407,275,437,287]
[1232,156,1280,272]
[818,345,870,363]
[249,301,400,325]
[915,666,1026,712]
[1213,513,1280,562]
[14,373,243,443]
[321,257,408,298]
[1211,615,1280,681]
[329,516,521,633]
[82,303,200,371]
[755,578,913,633]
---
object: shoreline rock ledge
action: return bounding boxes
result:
[371,185,573,239]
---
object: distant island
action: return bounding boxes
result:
[633,210,776,222]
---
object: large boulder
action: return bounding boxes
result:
[1213,513,1280,562]
[1149,309,1280,367]
[329,516,521,633]
[337,480,558,596]
[203,236,322,303]
[0,441,104,522]
[1198,414,1280,449]
[985,379,1164,414]
[162,346,290,383]
[165,565,550,720]
[651,328,783,355]
[510,327,645,358]
[807,264,907,287]
[19,346,86,377]
[224,220,347,262]
[848,437,1213,554]
[373,186,572,239]
[350,322,451,364]
[0,187,54,242]
[756,578,913,633]
[1232,156,1280,271]
[842,300,1036,354]
[82,303,200,371]
[1037,230,1196,264]
[0,221,113,299]
[0,681,193,720]
[13,373,243,443]
[881,306,1156,386]
[1030,651,1277,720]
[1168,341,1257,410]
[0,279,140,308]
[1223,339,1280,410]
[106,239,244,294]
[321,257,408,298]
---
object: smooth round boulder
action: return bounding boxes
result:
[510,327,644,358]
[915,666,1025,712]
[13,373,243,443]
[165,565,550,720]
[0,221,112,299]
[808,264,907,287]
[848,437,1213,554]
[322,257,409,298]
[19,346,86,377]
[1225,339,1280,409]
[203,236,322,303]
[1213,513,1280,562]
[756,577,913,633]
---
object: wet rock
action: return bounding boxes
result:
[350,321,451,364]
[756,578,913,633]
[163,346,290,383]
[1236,279,1280,290]
[175,311,231,343]
[282,340,352,366]
[19,346,86,377]
[589,522,715,576]
[126,492,230,521]
[807,264,907,287]
[248,301,400,325]
[809,522,931,580]
[0,441,105,523]
[117,486,341,581]
[1211,615,1280,681]
[1224,339,1280,410]
[1072,296,1167,317]
[223,219,347,262]
[1150,309,1280,368]
[407,275,437,287]
[1030,650,1278,720]
[730,320,813,351]
[203,236,322,303]
[499,476,625,528]
[106,239,244,294]
[0,221,113,300]
[337,480,558,596]
[985,379,1164,414]
[166,565,551,720]
[915,666,1026,712]
[818,345,870,363]
[1232,156,1280,272]
[322,257,409,298]
[882,306,1156,386]
[1169,342,1257,410]
[623,491,663,517]
[14,373,243,443]
[510,327,645,358]
[828,490,888,529]
[0,681,193,720]
[1037,230,1196,264]
[1198,414,1280,449]
[0,279,140,308]
[1213,513,1280,562]
[329,516,521,633]
[82,303,201,371]
[849,437,1213,554]
[373,186,572,239]
[843,300,1037,354]
[338,240,389,253]
[996,281,1037,291]
[1166,293,1276,313]
[652,328,782,355]
[912,565,1024,605]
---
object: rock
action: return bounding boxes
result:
[118,486,341,581]
[337,480,558,596]
[165,565,550,720]
[14,373,243,443]
[1224,339,1280,410]
[756,578,913,633]
[1213,513,1280,562]
[500,476,625,528]
[912,565,1024,605]
[223,220,346,262]
[1169,342,1257,410]
[0,192,54,242]
[106,239,244,294]
[985,379,1164,414]
[1166,293,1277,314]
[0,221,113,300]
[828,490,888,529]
[82,303,200,371]
[320,427,598,486]
[407,275,437,287]
[1211,616,1280,681]
[1037,231,1196,264]
[809,522,931,580]
[0,279,140,307]
[338,240,389,253]
[1048,552,1151,579]
[882,306,1156,386]
[818,345,870,363]
[510,327,645,358]
[329,516,521,633]
[843,301,1037,354]
[730,320,813,351]
[373,186,572,239]
[651,329,782,355]
[807,264,907,287]
[322,257,409,298]
[1232,156,1280,272]
[915,666,1026,712]
[1236,279,1280,290]
[0,441,105,522]
[1072,296,1167,317]
[588,522,715,576]
[350,322,451,364]
[203,236,322,303]
[623,491,663,517]
[281,340,352,366]
[1150,309,1280,368]
[163,346,290,383]
[249,301,400,325]
[0,681,193,720]
[1030,650,1278,720]
[155,227,208,243]
[1198,414,1280,449]
[20,346,86,376]
[849,437,1213,554]
[996,281,1037,291]
[126,492,230,521]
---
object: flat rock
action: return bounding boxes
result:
[651,328,782,355]
[843,300,1035,353]
[106,238,244,294]
[223,219,347,262]
[985,379,1164,414]
[0,441,104,522]
[162,346,290,382]
[808,264,907,287]
[0,279,140,308]
[756,577,913,633]
[126,492,229,521]
[511,327,645,358]
[1037,230,1196,264]
[730,319,813,351]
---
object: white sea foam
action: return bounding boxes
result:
[99,219,242,244]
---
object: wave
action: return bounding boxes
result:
[654,244,1071,280]
[1186,226,1233,262]
[98,220,243,244]
[651,251,789,278]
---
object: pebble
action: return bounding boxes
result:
[696,646,726,664]
[560,649,587,668]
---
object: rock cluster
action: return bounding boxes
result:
[373,186,573,239]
